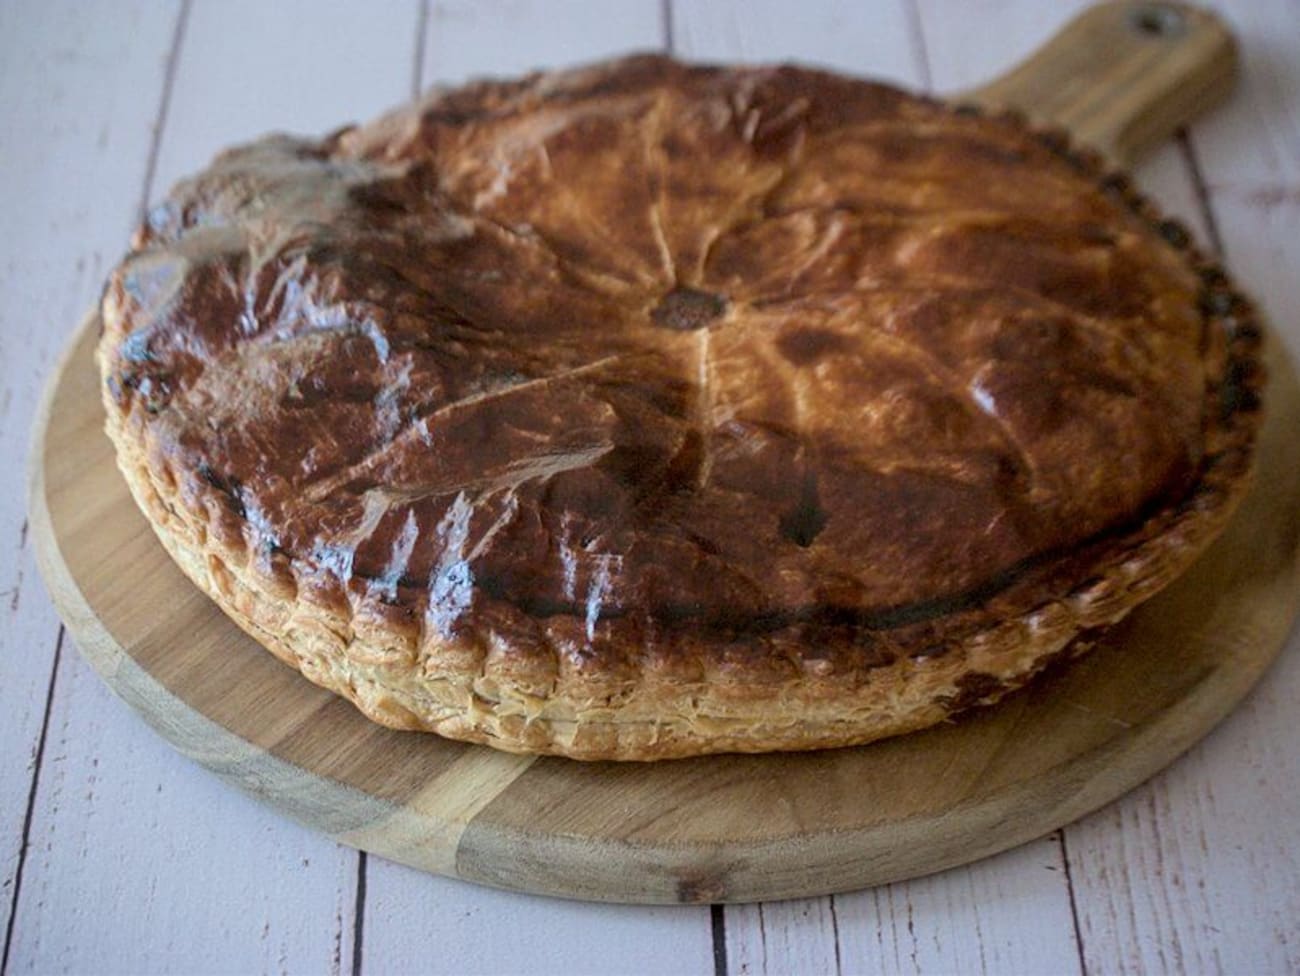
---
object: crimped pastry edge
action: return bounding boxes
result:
[96,100,1265,761]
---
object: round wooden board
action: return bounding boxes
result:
[29,313,1300,905]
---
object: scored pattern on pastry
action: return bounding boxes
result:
[96,56,1261,758]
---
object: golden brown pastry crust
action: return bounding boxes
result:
[97,55,1263,759]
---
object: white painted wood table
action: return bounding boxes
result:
[3,1,1298,972]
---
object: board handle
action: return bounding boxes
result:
[965,1,1237,167]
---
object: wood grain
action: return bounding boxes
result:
[1180,0,1300,189]
[967,0,1238,167]
[0,0,181,964]
[418,0,665,87]
[149,0,426,196]
[932,3,1300,969]
[6,2,421,973]
[7,0,1300,970]
[1066,182,1300,976]
[674,0,1086,968]
[364,863,716,976]
[28,298,1300,905]
[22,0,1300,918]
[366,2,717,969]
[672,0,920,85]
[834,836,1084,976]
[1063,3,1300,968]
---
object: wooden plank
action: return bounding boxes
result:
[1206,154,1300,372]
[725,898,841,976]
[31,327,1299,911]
[1188,0,1300,188]
[835,838,1082,976]
[669,5,916,969]
[676,3,1077,972]
[723,807,1084,975]
[7,658,362,975]
[366,3,713,972]
[0,0,180,962]
[671,0,919,84]
[1065,634,1300,974]
[921,1,1300,971]
[12,3,1300,972]
[1065,2,1300,967]
[420,0,664,86]
[1190,0,1300,365]
[6,1,420,972]
[364,863,715,975]
[151,0,423,196]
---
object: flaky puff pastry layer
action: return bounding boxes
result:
[97,57,1262,759]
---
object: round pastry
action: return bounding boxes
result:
[97,55,1263,760]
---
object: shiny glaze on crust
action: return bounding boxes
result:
[101,55,1227,656]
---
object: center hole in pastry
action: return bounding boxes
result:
[651,287,728,331]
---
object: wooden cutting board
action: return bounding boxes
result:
[28,2,1300,905]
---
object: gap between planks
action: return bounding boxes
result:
[704,1,1077,973]
[657,6,733,971]
[7,3,361,971]
[0,0,196,966]
[137,0,193,222]
[0,633,63,976]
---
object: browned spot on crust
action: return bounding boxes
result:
[777,327,851,366]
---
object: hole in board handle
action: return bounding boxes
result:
[1129,3,1188,38]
